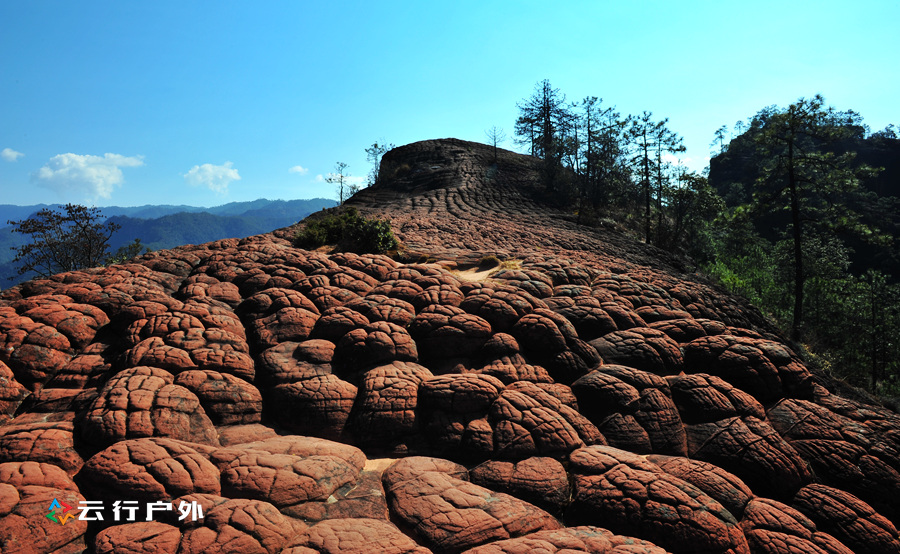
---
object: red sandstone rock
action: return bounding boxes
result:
[177,497,307,554]
[460,288,547,332]
[792,484,900,554]
[0,138,893,554]
[410,304,492,359]
[80,366,220,447]
[567,446,750,554]
[247,306,319,350]
[269,375,357,440]
[0,460,78,491]
[212,448,358,510]
[768,398,900,521]
[383,462,562,552]
[647,455,754,519]
[285,518,430,553]
[94,521,183,554]
[488,381,604,459]
[666,373,766,424]
[549,296,620,341]
[685,416,811,499]
[418,374,505,456]
[80,437,221,502]
[369,279,425,303]
[257,340,334,387]
[0,360,28,423]
[0,412,83,474]
[649,317,727,344]
[382,456,469,486]
[589,328,683,377]
[349,361,433,448]
[174,370,262,425]
[469,457,570,515]
[216,423,279,446]
[572,365,687,456]
[332,321,418,374]
[0,484,87,554]
[344,294,416,326]
[739,498,853,554]
[682,335,814,403]
[461,526,672,554]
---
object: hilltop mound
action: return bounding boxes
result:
[0,139,898,553]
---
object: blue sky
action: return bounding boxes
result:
[1,1,898,208]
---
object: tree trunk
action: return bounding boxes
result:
[788,138,804,340]
[643,132,651,244]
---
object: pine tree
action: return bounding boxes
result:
[749,95,879,339]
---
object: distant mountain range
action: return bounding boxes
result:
[0,198,336,288]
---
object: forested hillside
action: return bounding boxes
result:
[508,81,899,396]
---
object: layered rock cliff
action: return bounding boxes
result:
[0,138,897,553]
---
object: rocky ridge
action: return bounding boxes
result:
[0,138,898,553]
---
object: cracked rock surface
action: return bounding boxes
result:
[0,138,897,553]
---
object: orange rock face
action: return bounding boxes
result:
[0,138,897,553]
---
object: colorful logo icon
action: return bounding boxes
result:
[46,498,75,525]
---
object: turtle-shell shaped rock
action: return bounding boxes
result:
[310,305,370,342]
[383,463,562,552]
[666,373,766,424]
[739,497,854,554]
[236,287,320,318]
[461,526,671,554]
[0,413,83,475]
[647,455,754,519]
[649,317,728,344]
[349,361,433,447]
[213,448,359,509]
[469,457,571,515]
[792,484,900,554]
[683,335,814,403]
[79,437,221,502]
[269,375,357,440]
[256,340,334,387]
[0,484,88,554]
[567,445,750,554]
[460,288,547,332]
[685,416,811,500]
[176,496,307,554]
[572,365,687,456]
[174,370,262,425]
[285,518,430,554]
[589,328,683,376]
[343,294,416,327]
[80,366,219,448]
[333,321,418,374]
[368,279,424,303]
[409,304,492,359]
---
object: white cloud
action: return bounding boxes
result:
[183,161,241,193]
[1,148,24,162]
[661,152,685,166]
[32,153,144,199]
[660,152,710,175]
[315,174,325,182]
[289,165,308,175]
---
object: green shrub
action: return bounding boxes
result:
[478,255,501,268]
[294,207,398,254]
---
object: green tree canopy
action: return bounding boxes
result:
[748,94,880,338]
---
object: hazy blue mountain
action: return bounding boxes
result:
[0,204,55,228]
[1,197,336,288]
